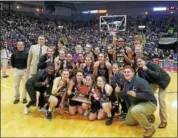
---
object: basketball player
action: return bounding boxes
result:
[76,53,85,70]
[113,37,133,67]
[89,76,116,126]
[66,53,77,78]
[107,44,115,63]
[93,53,112,83]
[43,70,70,120]
[54,50,66,76]
[67,71,85,115]
[81,75,93,116]
[83,56,94,77]
[111,63,127,120]
[93,47,101,61]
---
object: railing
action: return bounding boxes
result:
[153,57,177,72]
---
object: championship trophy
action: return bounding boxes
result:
[71,85,92,104]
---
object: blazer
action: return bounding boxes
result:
[37,53,55,71]
[27,44,48,75]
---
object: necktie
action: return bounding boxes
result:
[39,47,42,57]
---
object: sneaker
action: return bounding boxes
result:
[46,111,52,121]
[23,99,27,104]
[2,75,9,78]
[38,107,47,113]
[105,117,113,126]
[83,110,89,116]
[119,113,127,121]
[14,99,20,104]
[143,127,155,138]
[24,107,29,115]
[158,122,167,128]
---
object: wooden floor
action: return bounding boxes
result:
[1,69,177,137]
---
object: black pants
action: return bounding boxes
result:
[119,98,128,114]
[25,83,46,108]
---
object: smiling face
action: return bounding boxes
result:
[97,76,105,88]
[61,70,69,81]
[134,39,142,46]
[17,41,24,51]
[85,56,92,66]
[112,64,119,74]
[123,68,134,82]
[136,58,145,68]
[116,38,125,48]
[47,48,54,57]
[86,75,92,86]
[76,72,84,82]
[67,53,73,62]
[98,53,105,63]
[38,36,45,46]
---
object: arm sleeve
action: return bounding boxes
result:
[146,63,160,79]
[135,81,154,101]
[37,56,47,70]
[34,75,43,88]
[27,46,33,70]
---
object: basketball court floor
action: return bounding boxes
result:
[1,69,177,137]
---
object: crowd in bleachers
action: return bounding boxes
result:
[1,11,177,54]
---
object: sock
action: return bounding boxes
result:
[48,108,52,112]
[107,112,112,118]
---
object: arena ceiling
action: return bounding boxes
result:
[52,1,178,10]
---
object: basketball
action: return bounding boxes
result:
[79,85,89,96]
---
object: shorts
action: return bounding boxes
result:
[55,96,62,108]
[68,98,82,106]
[90,100,102,113]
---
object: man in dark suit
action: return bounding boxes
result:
[37,47,55,71]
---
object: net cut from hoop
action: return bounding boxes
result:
[100,15,127,32]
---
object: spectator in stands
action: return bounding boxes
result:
[1,44,10,78]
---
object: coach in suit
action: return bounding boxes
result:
[27,35,48,76]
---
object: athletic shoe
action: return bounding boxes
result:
[143,127,155,138]
[14,99,20,104]
[119,113,127,121]
[2,75,9,78]
[22,99,27,104]
[46,111,52,121]
[24,107,29,115]
[105,117,113,126]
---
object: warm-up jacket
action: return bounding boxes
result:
[137,61,171,90]
[119,76,157,106]
[26,69,55,94]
